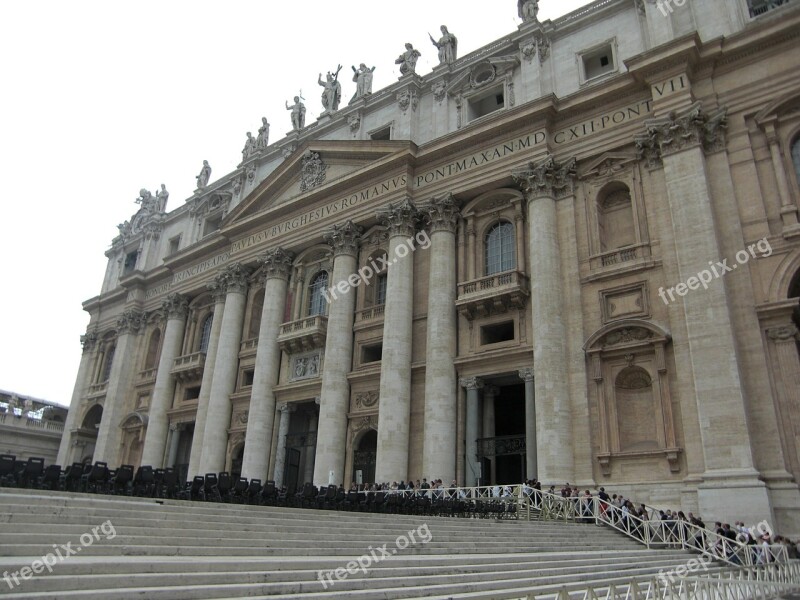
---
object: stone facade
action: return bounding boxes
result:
[1,391,67,464]
[59,0,800,535]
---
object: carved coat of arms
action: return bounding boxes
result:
[300,151,327,192]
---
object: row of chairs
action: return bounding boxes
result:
[1,456,516,518]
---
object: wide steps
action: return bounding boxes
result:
[0,488,713,599]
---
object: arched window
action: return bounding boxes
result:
[375,274,388,306]
[308,271,329,317]
[101,345,115,382]
[598,183,635,252]
[198,315,213,353]
[615,366,657,452]
[143,329,161,370]
[485,221,516,276]
[792,136,800,186]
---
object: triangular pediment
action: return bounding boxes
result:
[225,140,414,225]
[579,152,637,180]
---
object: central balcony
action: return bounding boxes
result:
[171,352,206,382]
[278,315,328,353]
[456,271,529,320]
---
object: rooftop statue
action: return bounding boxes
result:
[430,25,458,65]
[256,117,270,150]
[286,96,306,131]
[518,0,539,22]
[350,63,376,103]
[318,65,343,113]
[242,131,257,161]
[395,43,421,76]
[156,184,169,212]
[196,160,212,189]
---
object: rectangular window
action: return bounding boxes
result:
[242,369,255,388]
[361,343,383,364]
[122,251,138,276]
[375,275,388,306]
[370,125,392,141]
[480,321,515,345]
[184,386,201,401]
[581,43,616,82]
[203,216,222,237]
[468,86,505,122]
[168,235,181,256]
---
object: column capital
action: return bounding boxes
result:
[278,402,297,414]
[116,309,146,335]
[324,220,363,257]
[512,153,577,200]
[80,331,98,354]
[635,102,728,166]
[377,197,420,238]
[259,247,295,282]
[420,193,461,234]
[162,293,190,320]
[219,263,252,295]
[518,368,534,382]
[206,278,227,303]
[169,422,185,433]
[460,377,484,391]
[767,325,799,342]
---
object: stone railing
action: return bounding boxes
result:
[357,305,385,323]
[170,352,206,381]
[137,368,158,384]
[599,246,638,267]
[456,271,529,320]
[0,412,65,434]
[239,338,259,357]
[278,315,328,353]
[86,381,108,397]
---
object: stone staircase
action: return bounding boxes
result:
[0,488,718,599]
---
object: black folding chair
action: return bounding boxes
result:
[161,468,180,499]
[0,454,16,486]
[261,480,278,506]
[62,462,84,492]
[231,477,248,503]
[245,479,262,505]
[217,472,233,502]
[201,473,220,502]
[110,465,134,495]
[38,464,62,491]
[19,457,45,488]
[179,476,204,501]
[133,466,154,496]
[81,461,109,494]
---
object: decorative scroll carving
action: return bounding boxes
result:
[219,263,252,295]
[260,247,295,281]
[163,293,189,320]
[324,220,363,257]
[81,332,98,353]
[459,377,484,390]
[377,198,420,238]
[432,80,448,104]
[300,151,327,192]
[397,89,419,113]
[419,193,460,233]
[117,310,146,335]
[355,391,379,409]
[601,327,653,347]
[767,325,799,342]
[635,103,728,166]
[512,153,578,199]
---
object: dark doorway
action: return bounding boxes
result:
[353,429,377,486]
[479,383,527,485]
[231,445,244,480]
[285,448,301,494]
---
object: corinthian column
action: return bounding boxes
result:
[57,331,98,466]
[241,248,294,482]
[519,368,537,479]
[375,199,419,484]
[93,309,146,465]
[460,377,483,487]
[187,281,226,478]
[198,264,251,475]
[313,220,362,486]
[420,194,460,483]
[273,403,296,487]
[635,103,769,522]
[513,154,577,484]
[140,293,189,467]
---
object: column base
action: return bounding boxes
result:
[696,469,773,526]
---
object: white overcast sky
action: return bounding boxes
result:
[0,0,589,406]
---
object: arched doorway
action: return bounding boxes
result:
[75,405,103,464]
[353,429,377,486]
